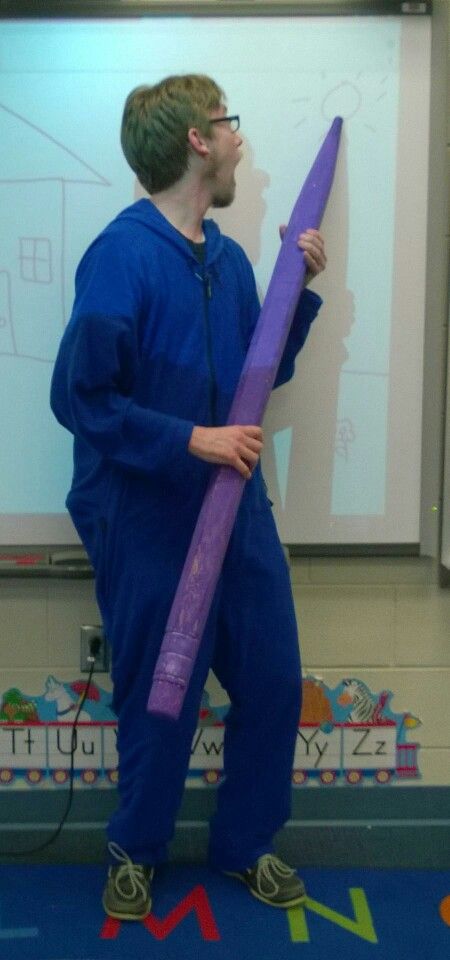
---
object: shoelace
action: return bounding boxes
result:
[253,854,295,896]
[108,841,150,902]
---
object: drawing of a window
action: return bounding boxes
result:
[19,237,52,283]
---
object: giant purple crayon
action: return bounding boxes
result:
[148,117,343,719]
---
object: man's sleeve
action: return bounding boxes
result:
[274,287,322,388]
[242,252,322,388]
[50,235,195,477]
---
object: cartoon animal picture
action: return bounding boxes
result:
[0,688,39,723]
[337,678,389,723]
[197,690,228,726]
[44,675,99,722]
[300,677,333,726]
[0,674,421,789]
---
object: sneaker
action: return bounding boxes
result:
[224,853,306,908]
[102,842,153,920]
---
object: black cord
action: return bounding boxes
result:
[0,644,99,858]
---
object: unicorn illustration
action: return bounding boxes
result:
[44,675,97,722]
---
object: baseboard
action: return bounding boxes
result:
[0,787,449,868]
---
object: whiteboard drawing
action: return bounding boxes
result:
[0,15,430,543]
[0,102,109,363]
[336,418,356,460]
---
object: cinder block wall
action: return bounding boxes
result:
[290,557,450,786]
[1,556,449,787]
[204,556,450,788]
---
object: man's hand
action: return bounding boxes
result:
[188,424,263,480]
[279,226,327,287]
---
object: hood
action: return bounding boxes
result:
[115,198,224,268]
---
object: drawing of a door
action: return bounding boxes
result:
[0,270,16,355]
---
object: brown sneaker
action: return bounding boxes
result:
[102,842,153,920]
[224,853,306,908]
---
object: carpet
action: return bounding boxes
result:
[0,865,448,959]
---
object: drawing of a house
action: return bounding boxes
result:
[0,103,109,362]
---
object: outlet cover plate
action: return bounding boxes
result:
[80,625,108,673]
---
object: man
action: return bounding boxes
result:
[50,75,326,919]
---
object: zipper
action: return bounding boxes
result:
[198,269,218,425]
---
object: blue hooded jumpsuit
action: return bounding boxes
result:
[50,199,322,871]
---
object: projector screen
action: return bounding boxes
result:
[0,15,430,545]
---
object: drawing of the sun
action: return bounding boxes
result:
[293,72,389,134]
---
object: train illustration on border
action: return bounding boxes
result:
[0,675,421,787]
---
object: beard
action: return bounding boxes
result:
[211,181,236,208]
[207,153,237,208]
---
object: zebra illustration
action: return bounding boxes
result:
[338,679,388,723]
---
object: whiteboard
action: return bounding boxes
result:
[0,15,430,545]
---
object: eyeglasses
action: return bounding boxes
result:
[209,115,240,133]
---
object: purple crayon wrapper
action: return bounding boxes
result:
[148,118,343,720]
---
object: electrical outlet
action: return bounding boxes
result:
[80,625,108,673]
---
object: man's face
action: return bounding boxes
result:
[206,107,243,208]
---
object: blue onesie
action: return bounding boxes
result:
[50,199,322,870]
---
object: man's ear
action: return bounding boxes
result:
[188,126,211,158]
